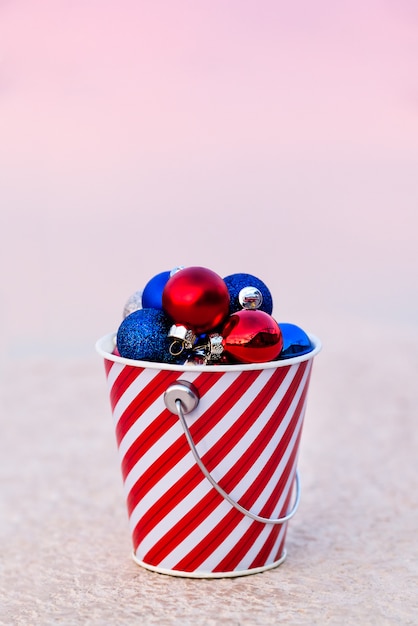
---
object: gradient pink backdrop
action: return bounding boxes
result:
[1,0,417,358]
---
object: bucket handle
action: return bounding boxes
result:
[164,380,300,525]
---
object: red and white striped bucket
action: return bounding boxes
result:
[96,332,321,578]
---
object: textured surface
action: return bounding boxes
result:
[1,320,417,625]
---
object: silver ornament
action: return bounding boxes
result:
[170,265,185,277]
[238,286,263,310]
[123,289,143,318]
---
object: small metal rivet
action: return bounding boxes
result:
[164,380,200,415]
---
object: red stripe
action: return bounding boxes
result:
[238,367,310,511]
[140,365,300,565]
[121,371,225,481]
[125,370,237,514]
[176,402,305,573]
[129,369,263,545]
[215,433,303,572]
[194,366,290,482]
[249,510,289,569]
[273,529,288,563]
[248,469,295,568]
[213,362,307,509]
[140,363,307,566]
[104,358,114,378]
[110,365,144,412]
[179,451,298,574]
[128,370,261,522]
[210,375,310,572]
[115,369,181,445]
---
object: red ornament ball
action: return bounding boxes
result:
[162,266,230,333]
[221,309,283,363]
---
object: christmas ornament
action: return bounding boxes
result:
[116,308,180,363]
[142,267,185,309]
[223,273,273,315]
[278,323,312,359]
[168,324,196,357]
[183,348,207,366]
[123,289,143,318]
[191,333,224,364]
[162,266,230,334]
[221,309,283,363]
[238,286,263,310]
[184,335,230,365]
[142,271,171,310]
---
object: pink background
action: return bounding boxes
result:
[1,5,418,622]
[1,0,417,358]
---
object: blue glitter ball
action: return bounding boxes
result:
[117,308,180,363]
[223,273,273,315]
[278,323,313,359]
[142,271,171,309]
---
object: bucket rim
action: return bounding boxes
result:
[95,331,321,372]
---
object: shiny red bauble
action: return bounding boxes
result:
[221,309,283,363]
[162,266,230,334]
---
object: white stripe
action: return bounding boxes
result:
[122,369,256,508]
[128,450,204,536]
[148,497,243,571]
[193,369,250,416]
[133,473,223,559]
[118,367,237,458]
[129,368,278,547]
[125,359,311,573]
[187,370,294,466]
[195,459,297,573]
[226,362,311,510]
[123,373,244,531]
[106,360,124,392]
[141,363,308,571]
[123,421,184,497]
[112,367,161,426]
[247,392,308,522]
[234,458,298,571]
[159,378,306,573]
[200,362,303,496]
[117,370,202,461]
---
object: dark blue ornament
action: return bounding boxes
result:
[142,271,171,309]
[116,308,181,363]
[223,273,273,315]
[278,323,313,359]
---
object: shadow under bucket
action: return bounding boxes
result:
[96,332,321,578]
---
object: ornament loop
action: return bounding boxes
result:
[168,324,197,357]
[174,397,301,525]
[169,340,185,356]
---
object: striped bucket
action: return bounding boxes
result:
[96,332,321,578]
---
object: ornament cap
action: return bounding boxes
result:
[207,333,224,360]
[168,324,196,356]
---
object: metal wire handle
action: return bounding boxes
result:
[175,398,301,525]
